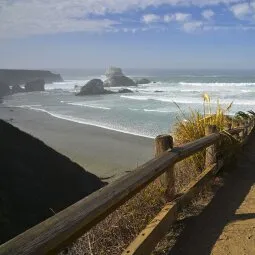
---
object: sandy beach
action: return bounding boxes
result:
[0,106,154,181]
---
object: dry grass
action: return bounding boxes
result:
[173,94,233,145]
[61,97,254,255]
[62,181,165,255]
[173,95,236,179]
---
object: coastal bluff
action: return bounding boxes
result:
[0,120,105,244]
[0,69,63,85]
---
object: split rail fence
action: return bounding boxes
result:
[0,118,254,255]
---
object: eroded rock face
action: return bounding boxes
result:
[12,85,25,94]
[103,67,136,87]
[0,69,63,85]
[105,67,124,78]
[76,79,114,96]
[25,79,45,92]
[0,82,11,97]
[136,78,151,85]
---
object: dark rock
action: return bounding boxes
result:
[76,79,115,96]
[0,81,11,97]
[12,84,25,94]
[25,79,45,92]
[118,88,133,93]
[0,69,63,85]
[0,120,105,244]
[104,76,136,87]
[136,78,151,85]
[154,90,164,93]
[103,67,136,87]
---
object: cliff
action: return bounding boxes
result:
[0,69,63,85]
[0,82,11,97]
[0,120,106,244]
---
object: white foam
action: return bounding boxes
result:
[67,102,111,110]
[129,108,140,111]
[19,104,42,107]
[179,82,255,87]
[121,94,255,106]
[144,109,172,113]
[45,80,89,92]
[241,89,252,93]
[10,105,154,139]
[121,95,149,101]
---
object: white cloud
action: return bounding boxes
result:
[141,14,161,24]
[175,13,192,22]
[0,0,249,38]
[164,15,175,23]
[0,1,119,38]
[202,9,215,19]
[164,13,191,23]
[230,3,253,19]
[183,21,203,32]
[203,24,255,31]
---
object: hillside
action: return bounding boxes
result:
[0,69,63,85]
[0,120,105,244]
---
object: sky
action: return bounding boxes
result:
[0,0,255,69]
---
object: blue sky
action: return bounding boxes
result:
[0,0,255,69]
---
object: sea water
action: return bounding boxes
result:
[2,69,255,138]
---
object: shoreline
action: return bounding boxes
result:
[4,104,155,139]
[0,106,154,181]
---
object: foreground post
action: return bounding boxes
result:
[205,125,218,168]
[238,121,245,140]
[155,134,175,201]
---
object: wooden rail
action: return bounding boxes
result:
[0,119,254,255]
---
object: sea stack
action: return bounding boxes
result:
[12,84,25,94]
[25,79,45,92]
[136,78,151,85]
[103,67,136,87]
[76,79,114,96]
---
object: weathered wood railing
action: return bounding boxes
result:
[0,118,254,255]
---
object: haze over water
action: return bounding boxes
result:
[3,69,255,138]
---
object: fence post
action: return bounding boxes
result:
[225,123,232,131]
[233,121,241,140]
[205,125,218,168]
[239,121,245,140]
[155,134,175,201]
[245,120,249,136]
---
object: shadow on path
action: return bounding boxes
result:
[168,131,255,255]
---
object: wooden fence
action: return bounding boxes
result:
[0,118,254,255]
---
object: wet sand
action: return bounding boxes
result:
[0,106,154,181]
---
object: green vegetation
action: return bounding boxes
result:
[173,95,254,175]
[174,94,233,144]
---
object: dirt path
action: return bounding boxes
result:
[169,130,255,255]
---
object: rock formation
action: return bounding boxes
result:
[0,82,11,97]
[136,78,151,85]
[103,67,136,87]
[118,88,133,93]
[12,84,25,94]
[25,79,45,92]
[76,79,114,96]
[0,69,63,85]
[76,79,135,96]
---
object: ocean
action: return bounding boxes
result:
[2,69,255,138]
